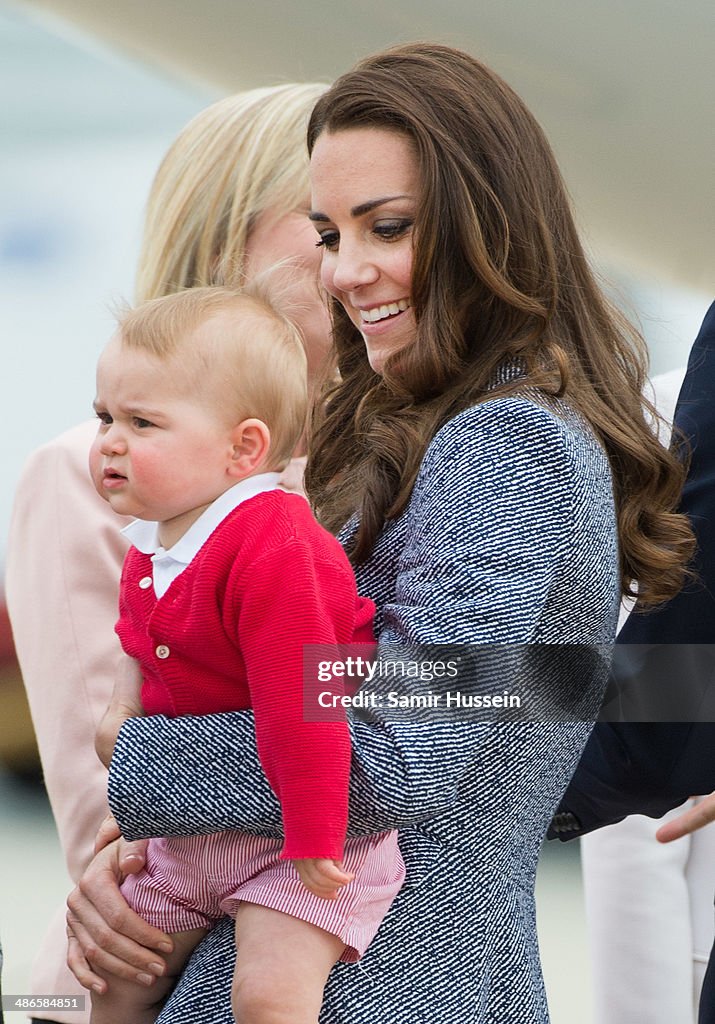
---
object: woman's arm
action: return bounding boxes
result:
[110,398,589,840]
[73,397,604,986]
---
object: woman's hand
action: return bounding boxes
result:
[66,837,173,994]
[656,793,715,842]
[95,655,144,769]
[93,812,122,854]
[92,812,151,870]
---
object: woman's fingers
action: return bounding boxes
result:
[66,926,107,994]
[66,920,159,995]
[93,813,121,855]
[94,813,149,872]
[118,837,149,875]
[67,884,168,986]
[66,841,173,987]
[656,793,715,842]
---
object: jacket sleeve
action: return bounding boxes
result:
[552,300,715,840]
[110,400,601,839]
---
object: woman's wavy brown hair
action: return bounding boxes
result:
[305,42,693,607]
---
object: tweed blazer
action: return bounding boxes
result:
[110,394,620,1023]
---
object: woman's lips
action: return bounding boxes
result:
[356,300,411,336]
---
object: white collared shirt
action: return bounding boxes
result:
[121,473,281,598]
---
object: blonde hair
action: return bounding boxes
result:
[118,283,308,470]
[135,83,328,302]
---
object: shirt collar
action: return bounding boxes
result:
[121,472,281,564]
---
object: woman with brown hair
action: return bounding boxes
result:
[67,43,692,1022]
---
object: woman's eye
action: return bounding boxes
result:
[315,230,339,251]
[374,219,412,241]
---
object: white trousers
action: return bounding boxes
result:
[581,802,715,1024]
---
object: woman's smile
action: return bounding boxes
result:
[309,127,419,374]
[357,299,411,330]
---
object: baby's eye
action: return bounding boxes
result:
[132,416,153,429]
[315,229,339,252]
[95,410,112,426]
[373,219,412,241]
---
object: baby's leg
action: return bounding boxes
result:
[89,926,207,1024]
[232,904,344,1024]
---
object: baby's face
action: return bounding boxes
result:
[90,335,238,545]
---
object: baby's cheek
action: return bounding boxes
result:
[129,450,163,490]
[87,437,106,500]
[128,451,180,511]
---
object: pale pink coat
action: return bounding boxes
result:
[6,420,129,1024]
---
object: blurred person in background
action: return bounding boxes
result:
[581,359,715,1024]
[5,81,329,1024]
[553,301,715,1024]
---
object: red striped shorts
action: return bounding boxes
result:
[121,830,405,962]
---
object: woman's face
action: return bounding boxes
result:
[244,208,331,384]
[309,127,418,375]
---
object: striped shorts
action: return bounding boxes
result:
[121,830,405,962]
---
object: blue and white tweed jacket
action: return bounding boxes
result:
[110,394,620,1023]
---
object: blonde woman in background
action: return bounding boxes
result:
[5,81,328,1024]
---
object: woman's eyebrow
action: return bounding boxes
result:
[309,195,411,222]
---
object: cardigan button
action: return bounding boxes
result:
[139,576,153,589]
[155,644,170,659]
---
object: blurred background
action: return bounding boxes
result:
[0,0,712,1020]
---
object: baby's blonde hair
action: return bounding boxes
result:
[135,83,328,303]
[118,283,308,470]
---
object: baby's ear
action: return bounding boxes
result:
[228,418,272,478]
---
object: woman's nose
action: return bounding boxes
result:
[330,244,379,294]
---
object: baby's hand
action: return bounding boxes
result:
[293,858,355,900]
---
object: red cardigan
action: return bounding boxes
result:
[116,490,375,860]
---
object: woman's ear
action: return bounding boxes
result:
[227,418,272,478]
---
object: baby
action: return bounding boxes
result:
[88,284,404,1024]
